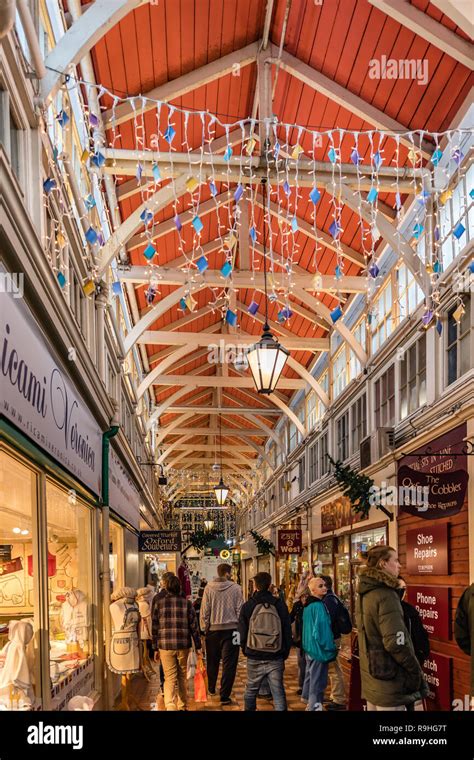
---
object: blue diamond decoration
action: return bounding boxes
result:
[248,300,259,315]
[225,309,237,327]
[413,223,424,239]
[57,271,66,288]
[436,319,442,336]
[330,305,342,323]
[310,187,321,205]
[223,145,233,161]
[274,142,280,159]
[84,193,96,210]
[85,227,98,245]
[143,243,156,260]
[249,226,257,243]
[91,152,105,168]
[112,282,122,296]
[234,184,243,202]
[174,215,182,232]
[373,151,383,170]
[367,188,378,204]
[291,216,298,233]
[209,181,218,196]
[283,180,291,197]
[453,222,465,239]
[221,261,232,278]
[196,255,208,273]
[164,125,176,144]
[152,163,161,182]
[43,177,56,194]
[179,297,187,310]
[432,148,443,166]
[192,215,204,234]
[329,220,340,238]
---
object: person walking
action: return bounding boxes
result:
[199,563,243,706]
[301,577,337,711]
[454,583,474,699]
[355,546,424,712]
[239,572,292,711]
[290,586,310,695]
[152,574,202,711]
[318,574,351,710]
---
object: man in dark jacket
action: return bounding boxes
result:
[239,571,292,711]
[455,583,474,697]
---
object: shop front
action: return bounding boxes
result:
[138,530,181,589]
[1,285,103,710]
[312,495,392,621]
[397,424,471,709]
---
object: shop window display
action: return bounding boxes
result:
[46,481,94,702]
[109,521,124,593]
[0,452,39,709]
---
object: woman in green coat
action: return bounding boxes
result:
[355,545,424,711]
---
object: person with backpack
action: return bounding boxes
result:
[355,546,424,711]
[199,563,243,706]
[152,574,203,711]
[301,577,337,711]
[238,572,292,711]
[290,585,310,694]
[319,574,352,710]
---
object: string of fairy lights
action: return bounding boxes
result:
[41,72,473,353]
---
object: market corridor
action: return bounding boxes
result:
[128,650,308,712]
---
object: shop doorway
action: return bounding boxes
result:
[142,553,177,589]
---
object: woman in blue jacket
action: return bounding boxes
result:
[302,577,337,710]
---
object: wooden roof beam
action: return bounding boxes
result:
[103,42,260,127]
[273,46,434,158]
[368,0,473,69]
[41,0,150,101]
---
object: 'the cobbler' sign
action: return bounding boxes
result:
[1,277,101,495]
[138,531,182,552]
[397,425,468,519]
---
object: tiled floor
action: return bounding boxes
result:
[128,650,309,712]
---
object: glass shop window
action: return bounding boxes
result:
[374,365,395,427]
[336,411,349,461]
[447,297,471,386]
[351,393,367,453]
[370,281,393,354]
[351,526,387,562]
[400,334,427,419]
[0,451,40,709]
[333,347,348,399]
[109,521,124,594]
[397,264,423,320]
[46,481,94,702]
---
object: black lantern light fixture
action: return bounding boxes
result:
[214,416,229,506]
[247,177,289,394]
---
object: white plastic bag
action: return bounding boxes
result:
[186,649,197,680]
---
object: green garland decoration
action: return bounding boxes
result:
[182,528,224,554]
[250,529,275,556]
[328,455,393,520]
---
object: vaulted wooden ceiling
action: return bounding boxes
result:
[62,0,473,483]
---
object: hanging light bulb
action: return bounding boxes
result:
[204,512,214,531]
[214,415,228,506]
[247,178,289,394]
